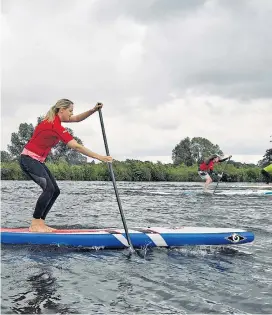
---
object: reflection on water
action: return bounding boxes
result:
[11,268,73,314]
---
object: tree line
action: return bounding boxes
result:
[0,118,270,182]
[0,159,264,182]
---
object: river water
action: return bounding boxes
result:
[1,181,272,314]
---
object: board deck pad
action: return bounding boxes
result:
[1,227,254,248]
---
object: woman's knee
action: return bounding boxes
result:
[46,182,60,197]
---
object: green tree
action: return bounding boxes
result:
[190,137,223,164]
[258,148,272,167]
[7,123,34,159]
[0,159,261,182]
[258,136,272,167]
[172,137,223,166]
[1,150,13,162]
[172,137,194,166]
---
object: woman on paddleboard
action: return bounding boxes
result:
[198,154,232,191]
[20,99,113,233]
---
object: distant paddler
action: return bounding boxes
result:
[198,154,232,192]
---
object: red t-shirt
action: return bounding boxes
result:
[199,160,214,171]
[24,115,73,159]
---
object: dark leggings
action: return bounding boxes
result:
[19,155,60,220]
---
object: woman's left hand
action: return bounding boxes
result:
[93,102,103,111]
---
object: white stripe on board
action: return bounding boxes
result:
[147,233,168,247]
[113,234,129,246]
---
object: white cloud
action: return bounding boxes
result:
[1,0,272,165]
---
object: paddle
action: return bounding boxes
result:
[98,107,135,253]
[213,157,231,195]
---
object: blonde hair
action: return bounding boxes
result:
[44,99,74,122]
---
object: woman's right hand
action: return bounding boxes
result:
[100,155,113,163]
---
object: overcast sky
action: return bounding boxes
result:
[1,0,272,164]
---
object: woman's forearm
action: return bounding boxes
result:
[76,143,104,160]
[69,103,103,122]
[73,109,96,122]
[74,143,112,163]
[67,139,112,163]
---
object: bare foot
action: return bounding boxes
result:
[43,224,57,232]
[40,220,57,231]
[29,225,54,233]
[29,218,56,232]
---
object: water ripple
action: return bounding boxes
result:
[1,181,272,314]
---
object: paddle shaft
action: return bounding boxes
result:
[98,108,135,252]
[213,157,230,194]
